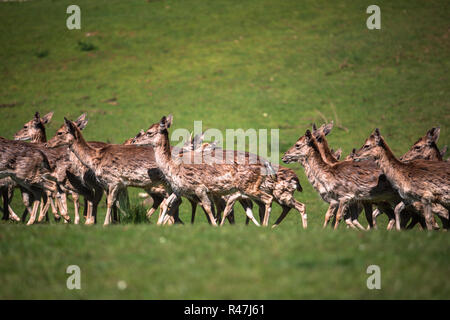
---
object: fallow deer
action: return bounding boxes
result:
[353,128,450,231]
[130,115,275,227]
[45,117,176,226]
[177,134,306,228]
[283,129,401,230]
[312,123,370,230]
[0,138,64,225]
[13,111,66,222]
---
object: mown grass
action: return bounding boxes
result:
[0,0,449,299]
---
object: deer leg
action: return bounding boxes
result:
[49,196,60,220]
[58,192,70,223]
[350,203,366,231]
[1,188,8,220]
[162,200,178,225]
[20,190,31,222]
[72,192,80,225]
[334,200,349,230]
[189,199,197,224]
[157,193,178,225]
[272,206,291,228]
[104,187,120,226]
[197,193,217,227]
[240,199,253,225]
[294,200,307,229]
[146,194,164,220]
[421,201,435,231]
[56,193,71,223]
[2,188,19,222]
[363,202,374,230]
[323,202,338,228]
[26,198,41,226]
[372,208,381,229]
[84,200,95,225]
[38,193,51,223]
[221,194,240,226]
[394,202,406,231]
[5,186,19,222]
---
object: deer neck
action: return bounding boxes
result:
[69,134,99,172]
[300,145,334,197]
[318,139,338,164]
[31,128,47,143]
[375,142,405,189]
[153,132,179,183]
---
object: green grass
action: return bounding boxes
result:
[0,0,449,299]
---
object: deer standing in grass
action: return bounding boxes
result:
[283,129,401,230]
[45,117,178,226]
[0,138,62,225]
[369,127,449,229]
[353,128,450,230]
[13,111,71,222]
[177,134,307,228]
[130,115,276,227]
[0,177,20,222]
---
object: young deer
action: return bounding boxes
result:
[45,117,175,226]
[346,128,447,230]
[388,127,447,229]
[13,111,67,222]
[0,177,20,222]
[0,138,62,225]
[283,129,401,230]
[353,128,450,230]
[180,134,306,228]
[130,115,274,227]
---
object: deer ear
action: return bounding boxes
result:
[41,111,54,125]
[426,127,440,143]
[312,123,317,132]
[374,128,382,144]
[334,148,342,160]
[166,114,173,128]
[159,114,173,132]
[305,129,312,140]
[64,118,77,136]
[33,111,41,124]
[74,113,88,130]
[323,121,334,136]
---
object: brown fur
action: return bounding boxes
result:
[353,128,450,230]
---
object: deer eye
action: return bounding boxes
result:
[23,126,28,129]
[363,145,369,149]
[414,146,421,150]
[57,132,63,135]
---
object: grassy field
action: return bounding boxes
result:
[0,0,449,299]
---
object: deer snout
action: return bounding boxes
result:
[282,154,291,163]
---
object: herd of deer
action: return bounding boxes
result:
[0,111,449,231]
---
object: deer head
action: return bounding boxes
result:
[400,127,442,161]
[352,128,386,162]
[14,111,53,142]
[45,114,88,148]
[131,114,173,147]
[282,129,315,164]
